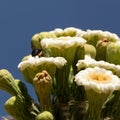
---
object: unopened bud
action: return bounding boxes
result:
[106,41,120,64]
[0,69,22,96]
[96,38,110,61]
[33,70,52,111]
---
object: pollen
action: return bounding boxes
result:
[88,72,111,83]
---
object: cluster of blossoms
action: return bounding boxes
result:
[1,27,120,120]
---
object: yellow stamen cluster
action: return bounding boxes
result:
[88,72,111,83]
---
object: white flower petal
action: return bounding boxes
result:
[75,67,120,93]
[77,55,120,77]
[18,56,67,71]
[41,36,86,49]
[53,57,67,68]
[80,29,120,42]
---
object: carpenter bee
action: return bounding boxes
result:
[31,49,44,57]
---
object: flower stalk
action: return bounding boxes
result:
[86,90,109,120]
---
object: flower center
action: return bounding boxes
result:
[88,72,111,83]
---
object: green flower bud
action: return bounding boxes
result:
[31,33,41,50]
[35,111,54,120]
[84,44,96,58]
[4,96,32,120]
[31,32,56,50]
[0,69,22,96]
[33,70,52,111]
[96,38,110,61]
[106,42,120,65]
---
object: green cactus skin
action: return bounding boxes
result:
[106,42,120,65]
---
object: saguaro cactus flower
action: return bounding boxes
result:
[18,56,67,84]
[75,67,120,120]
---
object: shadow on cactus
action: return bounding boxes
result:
[1,27,120,120]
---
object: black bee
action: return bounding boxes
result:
[31,49,44,57]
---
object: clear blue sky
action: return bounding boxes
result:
[0,0,120,116]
